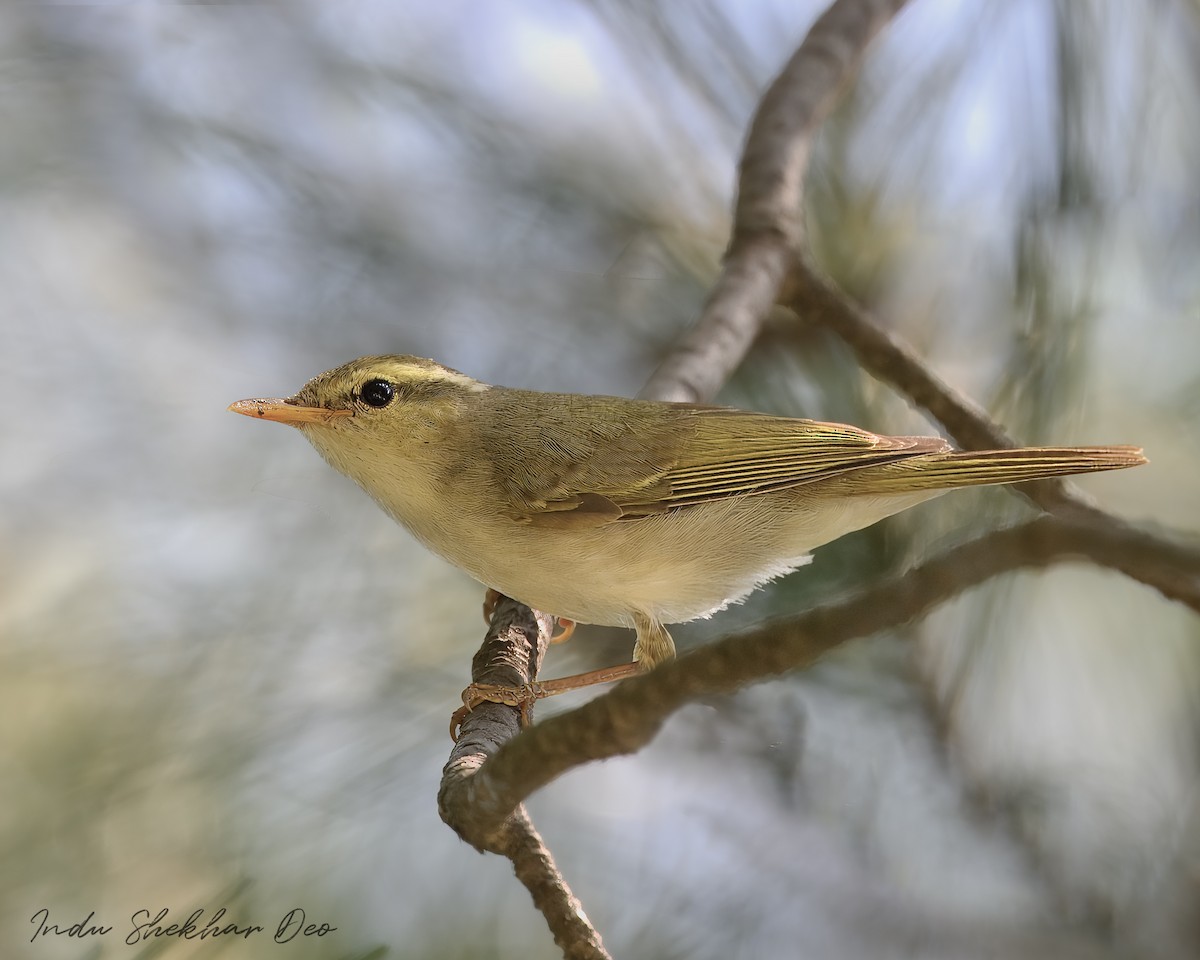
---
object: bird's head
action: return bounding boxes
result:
[229,354,490,482]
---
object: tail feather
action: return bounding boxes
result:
[840,446,1147,493]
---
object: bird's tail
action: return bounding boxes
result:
[839,446,1147,493]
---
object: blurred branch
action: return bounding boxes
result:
[641,0,912,403]
[447,515,1168,839]
[787,263,1200,613]
[439,598,611,960]
[792,267,1019,449]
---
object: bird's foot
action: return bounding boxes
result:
[449,661,644,741]
[550,617,576,644]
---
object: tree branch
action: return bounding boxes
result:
[641,0,912,403]
[787,262,1200,614]
[438,597,611,960]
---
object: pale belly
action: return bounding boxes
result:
[398,489,937,628]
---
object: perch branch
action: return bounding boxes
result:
[438,597,611,960]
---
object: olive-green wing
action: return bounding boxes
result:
[496,398,947,529]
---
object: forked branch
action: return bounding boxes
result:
[435,0,1198,956]
[641,0,913,403]
[439,598,612,959]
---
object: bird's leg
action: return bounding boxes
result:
[450,610,673,740]
[631,612,676,669]
[451,661,643,739]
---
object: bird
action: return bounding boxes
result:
[230,355,1146,721]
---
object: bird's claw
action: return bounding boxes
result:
[550,617,576,644]
[449,681,548,740]
[448,661,645,740]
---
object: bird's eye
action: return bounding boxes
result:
[360,379,395,408]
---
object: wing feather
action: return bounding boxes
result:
[484,395,948,528]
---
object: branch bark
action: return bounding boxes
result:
[439,597,611,960]
[641,0,912,403]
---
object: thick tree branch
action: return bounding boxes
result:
[439,598,611,960]
[641,0,912,403]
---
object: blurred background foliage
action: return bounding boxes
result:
[2,1,1198,958]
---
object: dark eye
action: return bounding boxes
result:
[360,379,395,408]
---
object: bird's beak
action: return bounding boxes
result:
[227,398,353,426]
